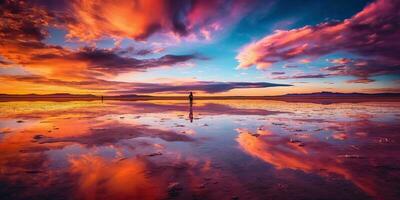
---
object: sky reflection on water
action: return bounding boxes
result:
[0,100,399,200]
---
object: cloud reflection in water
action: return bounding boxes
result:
[0,100,399,199]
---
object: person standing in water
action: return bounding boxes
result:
[189,92,193,105]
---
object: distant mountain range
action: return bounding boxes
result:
[0,93,98,98]
[279,91,400,98]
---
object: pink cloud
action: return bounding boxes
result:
[236,0,400,80]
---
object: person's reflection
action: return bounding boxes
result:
[189,102,193,123]
[188,91,194,123]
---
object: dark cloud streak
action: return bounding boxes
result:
[114,82,292,94]
[274,74,330,80]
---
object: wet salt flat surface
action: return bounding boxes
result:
[0,100,399,200]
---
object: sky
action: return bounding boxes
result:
[0,0,399,96]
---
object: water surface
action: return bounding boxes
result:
[0,100,399,200]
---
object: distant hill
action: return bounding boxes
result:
[0,93,97,98]
[279,91,400,98]
[0,93,155,101]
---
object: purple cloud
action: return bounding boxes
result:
[274,74,330,80]
[114,81,292,94]
[271,71,285,75]
[323,59,400,83]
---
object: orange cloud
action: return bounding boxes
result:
[64,0,250,42]
[66,0,172,41]
[0,1,203,94]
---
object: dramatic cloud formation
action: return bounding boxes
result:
[236,0,400,82]
[0,0,200,84]
[1,0,398,95]
[41,0,252,42]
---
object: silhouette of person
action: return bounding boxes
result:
[101,95,104,102]
[189,92,193,105]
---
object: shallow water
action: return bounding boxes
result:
[0,100,399,200]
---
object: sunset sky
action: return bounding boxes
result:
[0,0,399,96]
